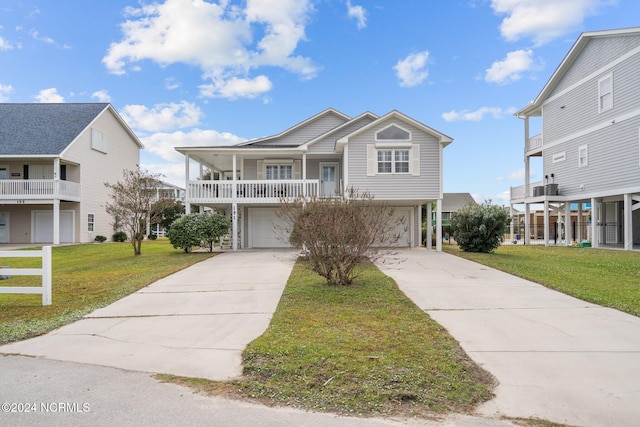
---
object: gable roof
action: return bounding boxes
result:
[516,27,640,116]
[0,103,142,156]
[442,193,476,212]
[336,110,453,147]
[238,108,351,147]
[299,111,379,150]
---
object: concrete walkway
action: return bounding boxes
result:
[377,248,640,427]
[0,250,298,380]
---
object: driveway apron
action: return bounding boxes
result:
[377,248,640,427]
[0,250,297,380]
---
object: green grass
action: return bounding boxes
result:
[158,258,495,418]
[443,245,640,317]
[0,240,214,344]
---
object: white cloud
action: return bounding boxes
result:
[164,77,180,90]
[441,106,516,122]
[0,37,14,50]
[141,128,246,162]
[120,101,203,133]
[91,90,111,102]
[103,0,317,99]
[347,1,367,30]
[35,88,64,103]
[393,50,430,87]
[496,169,526,181]
[491,0,618,45]
[0,84,13,101]
[485,49,535,85]
[199,75,273,99]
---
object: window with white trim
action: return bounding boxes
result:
[265,164,292,180]
[578,145,588,168]
[598,73,613,113]
[376,124,411,141]
[377,149,410,174]
[88,213,95,232]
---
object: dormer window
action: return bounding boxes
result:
[376,124,411,141]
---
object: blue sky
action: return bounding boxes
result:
[1,0,639,204]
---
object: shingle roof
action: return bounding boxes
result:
[0,103,109,155]
[442,193,477,212]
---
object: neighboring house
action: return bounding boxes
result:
[176,108,453,251]
[511,27,640,250]
[436,193,477,226]
[148,181,185,238]
[0,103,142,245]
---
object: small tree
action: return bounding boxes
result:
[167,212,230,253]
[150,198,185,234]
[277,188,404,285]
[105,168,162,256]
[450,201,510,253]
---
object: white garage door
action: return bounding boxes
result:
[389,207,412,247]
[33,211,74,243]
[249,208,292,248]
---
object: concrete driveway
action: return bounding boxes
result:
[0,250,298,380]
[377,248,640,427]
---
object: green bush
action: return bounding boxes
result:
[112,231,127,242]
[167,212,230,253]
[451,201,510,253]
[94,235,107,243]
[147,233,158,240]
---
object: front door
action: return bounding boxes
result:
[604,202,619,244]
[0,212,9,243]
[320,163,338,197]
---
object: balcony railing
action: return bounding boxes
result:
[188,179,320,203]
[510,180,544,201]
[0,179,81,201]
[526,133,543,153]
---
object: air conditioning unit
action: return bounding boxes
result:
[545,184,559,195]
[533,186,545,197]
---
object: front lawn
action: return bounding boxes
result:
[444,245,640,317]
[0,240,214,344]
[159,258,495,418]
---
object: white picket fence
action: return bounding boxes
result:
[0,246,52,306]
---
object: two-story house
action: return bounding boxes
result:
[511,27,640,250]
[0,103,142,245]
[176,108,452,251]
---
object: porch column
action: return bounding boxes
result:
[565,202,572,246]
[53,199,60,245]
[509,204,514,241]
[184,154,191,214]
[436,198,442,252]
[232,154,237,251]
[231,202,238,251]
[577,203,583,242]
[543,199,550,246]
[524,117,530,199]
[591,197,599,248]
[624,193,633,251]
[426,202,432,249]
[302,153,307,197]
[524,203,530,245]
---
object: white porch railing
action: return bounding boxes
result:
[0,180,81,201]
[188,179,320,203]
[510,180,544,201]
[526,133,543,152]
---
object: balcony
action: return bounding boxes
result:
[0,179,81,202]
[188,179,320,204]
[510,180,544,202]
[526,133,543,154]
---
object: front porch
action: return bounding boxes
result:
[187,179,321,204]
[0,179,81,202]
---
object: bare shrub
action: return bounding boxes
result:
[276,188,405,285]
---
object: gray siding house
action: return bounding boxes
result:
[511,28,640,250]
[0,103,142,245]
[176,108,453,251]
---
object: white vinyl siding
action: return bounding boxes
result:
[598,73,613,112]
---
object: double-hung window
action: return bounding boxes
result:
[578,145,588,168]
[598,73,613,113]
[377,149,410,174]
[265,164,292,180]
[88,213,95,232]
